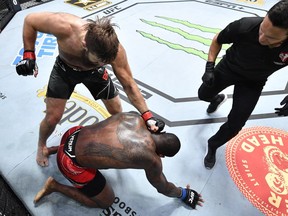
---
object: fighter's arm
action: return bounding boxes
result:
[16,12,75,77]
[111,44,148,114]
[23,12,72,50]
[111,44,164,132]
[144,156,181,198]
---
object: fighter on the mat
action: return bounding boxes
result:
[199,1,288,169]
[15,12,164,167]
[33,112,204,209]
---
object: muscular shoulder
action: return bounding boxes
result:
[117,112,145,131]
[217,17,263,44]
[26,12,85,38]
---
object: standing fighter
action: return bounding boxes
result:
[33,112,203,209]
[198,1,288,169]
[15,12,164,167]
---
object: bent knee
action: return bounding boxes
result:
[100,196,115,209]
[198,87,209,101]
[198,92,205,101]
[198,90,210,101]
[91,194,115,209]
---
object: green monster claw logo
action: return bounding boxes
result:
[137,16,230,62]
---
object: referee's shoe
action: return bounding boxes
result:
[207,94,227,114]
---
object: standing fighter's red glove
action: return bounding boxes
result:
[16,50,38,76]
[141,110,165,133]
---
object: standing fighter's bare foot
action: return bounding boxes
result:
[34,177,55,204]
[36,146,49,167]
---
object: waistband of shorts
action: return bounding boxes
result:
[56,56,101,74]
[64,128,82,165]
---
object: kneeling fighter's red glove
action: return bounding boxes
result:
[141,110,165,133]
[16,50,38,76]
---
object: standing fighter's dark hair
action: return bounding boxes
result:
[84,16,119,63]
[267,0,288,30]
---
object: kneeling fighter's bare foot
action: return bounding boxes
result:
[37,146,49,167]
[34,177,55,204]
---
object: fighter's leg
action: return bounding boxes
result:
[209,83,263,149]
[39,57,76,166]
[79,171,115,208]
[34,175,115,209]
[34,177,104,207]
[204,83,263,169]
[101,95,122,115]
[37,97,67,167]
[34,177,55,203]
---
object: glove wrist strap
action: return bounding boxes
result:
[206,61,215,69]
[179,188,187,200]
[141,110,153,121]
[23,50,36,60]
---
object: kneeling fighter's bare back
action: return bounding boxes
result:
[76,112,160,169]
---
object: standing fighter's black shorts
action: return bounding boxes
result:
[46,56,119,100]
[57,126,106,197]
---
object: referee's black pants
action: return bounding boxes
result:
[198,66,266,151]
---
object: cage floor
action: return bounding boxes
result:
[0,0,287,215]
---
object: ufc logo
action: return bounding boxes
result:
[189,192,195,204]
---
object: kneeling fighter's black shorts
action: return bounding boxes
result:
[46,56,119,100]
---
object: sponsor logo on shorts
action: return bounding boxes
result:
[279,52,288,63]
[65,0,112,11]
[226,126,288,216]
[67,135,75,152]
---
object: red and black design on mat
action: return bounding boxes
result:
[226,127,288,216]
